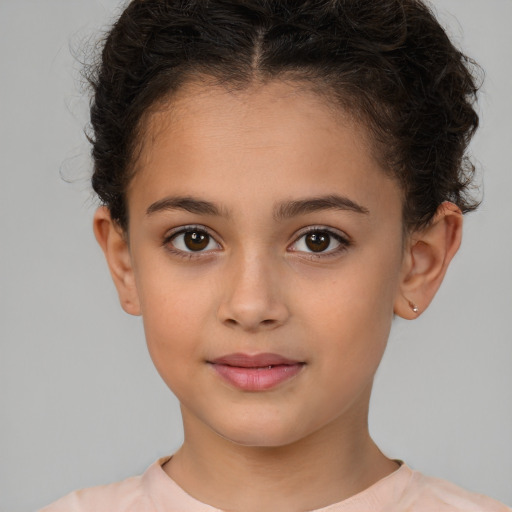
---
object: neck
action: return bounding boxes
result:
[164,395,398,512]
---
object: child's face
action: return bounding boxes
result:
[123,81,406,447]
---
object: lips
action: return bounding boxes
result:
[208,353,305,391]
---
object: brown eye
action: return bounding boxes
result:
[290,228,348,256]
[183,231,209,251]
[305,232,331,252]
[169,228,220,253]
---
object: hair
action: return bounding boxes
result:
[87,0,481,231]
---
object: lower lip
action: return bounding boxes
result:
[210,363,304,391]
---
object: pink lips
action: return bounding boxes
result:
[208,353,305,391]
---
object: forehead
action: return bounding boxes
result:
[127,80,400,220]
[137,79,374,163]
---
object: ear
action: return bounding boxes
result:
[93,206,141,316]
[394,202,463,319]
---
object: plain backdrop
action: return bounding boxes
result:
[1,1,511,510]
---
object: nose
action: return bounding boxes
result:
[217,251,290,332]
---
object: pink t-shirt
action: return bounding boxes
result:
[39,456,510,512]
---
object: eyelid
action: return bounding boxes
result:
[163,224,222,255]
[164,224,217,239]
[291,225,351,243]
[288,225,351,255]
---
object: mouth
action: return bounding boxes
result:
[207,353,305,391]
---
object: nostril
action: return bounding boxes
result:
[222,317,280,330]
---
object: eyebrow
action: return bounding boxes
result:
[146,196,225,217]
[274,194,369,220]
[145,194,369,219]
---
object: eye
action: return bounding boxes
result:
[167,227,220,253]
[290,228,350,255]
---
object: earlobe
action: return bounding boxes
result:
[93,207,141,316]
[394,202,463,319]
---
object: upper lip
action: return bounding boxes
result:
[209,353,303,368]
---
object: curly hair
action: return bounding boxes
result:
[88,0,481,231]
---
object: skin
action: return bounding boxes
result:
[94,80,462,511]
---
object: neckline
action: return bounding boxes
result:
[143,456,412,512]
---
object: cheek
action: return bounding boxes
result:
[299,294,392,422]
[304,288,391,375]
[297,246,402,371]
[135,269,214,383]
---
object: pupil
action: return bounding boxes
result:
[306,232,330,252]
[184,231,209,251]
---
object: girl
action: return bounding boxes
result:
[39,0,510,510]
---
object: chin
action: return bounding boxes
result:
[220,431,302,448]
[212,414,312,449]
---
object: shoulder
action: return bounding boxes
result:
[398,467,511,512]
[38,474,149,512]
[37,456,217,512]
[38,468,152,512]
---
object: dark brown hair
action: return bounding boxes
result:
[88,0,481,231]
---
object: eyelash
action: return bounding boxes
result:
[288,226,351,260]
[163,225,221,259]
[162,225,351,260]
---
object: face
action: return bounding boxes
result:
[124,81,407,447]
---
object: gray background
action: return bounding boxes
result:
[1,1,511,510]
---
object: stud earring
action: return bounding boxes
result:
[408,300,419,314]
